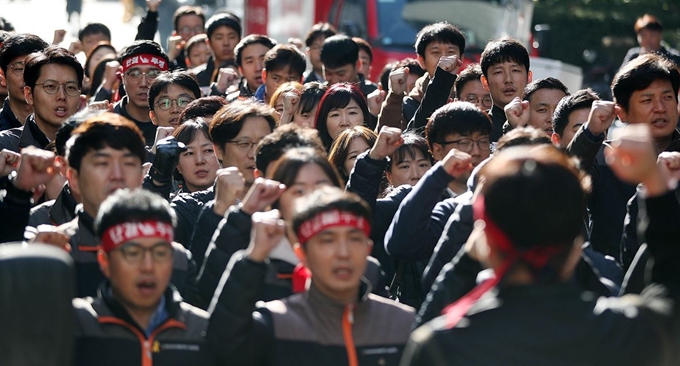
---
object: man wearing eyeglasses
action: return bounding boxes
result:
[148,70,201,129]
[454,64,492,112]
[0,45,83,153]
[113,40,170,146]
[73,188,215,366]
[0,33,48,132]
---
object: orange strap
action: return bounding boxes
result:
[342,304,358,366]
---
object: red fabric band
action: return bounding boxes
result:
[121,53,168,72]
[296,210,371,245]
[101,220,174,252]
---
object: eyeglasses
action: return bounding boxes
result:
[116,242,173,264]
[464,94,493,109]
[224,140,258,151]
[154,97,194,111]
[8,61,24,76]
[179,26,204,34]
[439,138,491,153]
[34,80,81,97]
[125,69,162,82]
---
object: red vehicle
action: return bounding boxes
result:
[241,0,581,90]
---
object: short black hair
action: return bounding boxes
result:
[320,35,358,69]
[173,5,205,32]
[66,113,146,172]
[425,102,492,151]
[255,124,325,175]
[0,33,48,74]
[612,53,680,112]
[184,34,208,60]
[206,12,242,39]
[118,40,169,66]
[23,46,84,90]
[395,57,425,77]
[386,132,433,172]
[495,126,552,151]
[264,44,306,76]
[209,99,276,149]
[234,34,276,67]
[304,22,337,47]
[179,96,228,123]
[291,186,371,243]
[352,37,373,63]
[415,22,466,58]
[552,89,600,137]
[523,77,569,102]
[270,148,343,204]
[298,82,328,115]
[480,37,530,78]
[148,70,201,110]
[454,63,483,100]
[95,188,176,239]
[55,109,108,156]
[78,23,111,43]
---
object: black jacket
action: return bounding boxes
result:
[0,114,50,153]
[170,186,215,248]
[0,175,33,243]
[487,104,507,143]
[0,97,22,131]
[73,283,215,366]
[113,96,157,146]
[28,183,78,227]
[406,67,456,133]
[206,251,415,366]
[402,190,680,366]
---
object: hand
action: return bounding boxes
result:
[68,40,83,55]
[246,209,286,262]
[87,100,112,112]
[282,90,300,116]
[657,152,680,192]
[503,97,530,128]
[146,0,161,12]
[213,167,246,216]
[31,225,71,252]
[215,68,240,94]
[151,126,175,154]
[585,101,616,136]
[441,148,473,179]
[150,136,186,185]
[167,35,184,61]
[240,178,286,216]
[102,61,121,91]
[605,124,665,195]
[388,67,409,96]
[367,89,385,116]
[0,149,20,177]
[437,55,462,75]
[13,146,60,192]
[52,29,66,45]
[369,126,403,160]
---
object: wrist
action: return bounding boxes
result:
[213,201,230,217]
[368,149,385,161]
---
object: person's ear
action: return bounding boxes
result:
[262,69,267,82]
[615,104,627,123]
[55,156,68,177]
[0,70,6,87]
[293,243,307,267]
[214,143,225,162]
[24,86,34,106]
[385,170,394,186]
[481,75,490,91]
[527,70,533,83]
[417,55,426,70]
[253,168,261,178]
[431,142,445,161]
[98,250,111,279]
[66,167,81,198]
[366,239,373,256]
[149,110,158,126]
[550,132,561,147]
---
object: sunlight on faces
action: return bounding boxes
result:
[419,42,460,76]
[25,64,82,129]
[123,65,161,109]
[553,107,589,148]
[458,80,492,111]
[177,132,219,192]
[293,105,317,128]
[240,43,269,91]
[326,99,365,139]
[528,88,568,136]
[3,56,29,102]
[386,149,432,187]
[217,116,272,184]
[482,61,531,108]
[617,79,678,141]
[264,66,302,103]
[323,63,358,85]
[358,49,371,79]
[343,137,371,177]
[187,42,211,68]
[150,84,195,128]
[208,26,240,63]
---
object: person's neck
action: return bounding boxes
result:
[125,100,151,123]
[312,67,323,77]
[315,282,360,304]
[448,179,467,195]
[114,292,158,330]
[9,98,33,125]
[33,115,59,141]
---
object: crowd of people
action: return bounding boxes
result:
[0,3,680,365]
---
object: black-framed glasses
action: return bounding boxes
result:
[224,140,258,151]
[116,242,173,264]
[154,97,194,111]
[34,80,81,97]
[8,61,24,76]
[125,69,162,82]
[439,138,491,153]
[464,94,493,109]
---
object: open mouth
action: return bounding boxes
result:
[333,266,353,280]
[55,106,68,118]
[137,279,157,295]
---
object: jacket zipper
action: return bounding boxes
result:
[342,304,358,366]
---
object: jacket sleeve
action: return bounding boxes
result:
[566,124,604,174]
[189,200,225,268]
[206,251,275,366]
[135,9,158,41]
[0,177,33,243]
[384,163,454,260]
[376,92,406,131]
[415,246,482,328]
[346,151,387,222]
[195,207,252,309]
[142,175,173,201]
[406,67,456,133]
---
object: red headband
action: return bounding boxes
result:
[443,197,563,328]
[121,53,168,73]
[101,220,174,252]
[296,210,371,245]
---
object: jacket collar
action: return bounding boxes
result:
[0,97,22,129]
[20,114,49,149]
